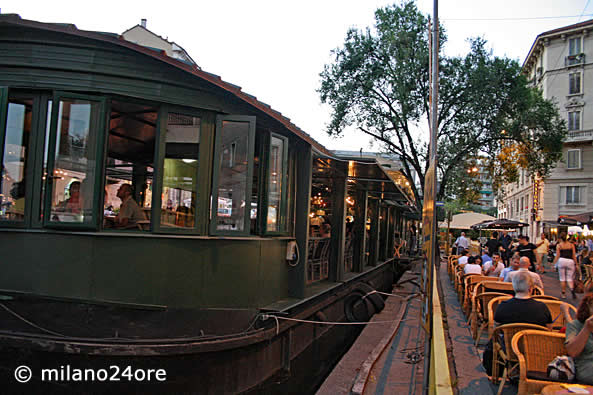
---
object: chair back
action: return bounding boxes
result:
[538,300,577,330]
[464,275,492,311]
[583,264,593,287]
[532,295,559,301]
[476,292,508,320]
[487,295,512,338]
[482,281,514,295]
[493,323,550,364]
[511,329,565,377]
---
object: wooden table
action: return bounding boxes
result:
[541,384,593,395]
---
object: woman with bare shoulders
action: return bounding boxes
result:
[553,232,579,299]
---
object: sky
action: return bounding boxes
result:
[2,0,592,151]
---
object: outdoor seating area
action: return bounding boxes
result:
[445,254,591,394]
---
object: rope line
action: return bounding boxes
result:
[260,314,414,326]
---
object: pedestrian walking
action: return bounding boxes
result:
[553,232,579,299]
[535,232,550,273]
[454,232,470,255]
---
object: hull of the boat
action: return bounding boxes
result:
[0,261,409,394]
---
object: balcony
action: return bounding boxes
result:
[565,53,585,67]
[565,129,593,142]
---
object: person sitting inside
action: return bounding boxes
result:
[483,252,504,277]
[457,249,470,265]
[500,254,520,282]
[463,255,482,275]
[506,256,544,290]
[494,271,552,328]
[565,292,593,385]
[114,184,146,228]
[56,181,82,213]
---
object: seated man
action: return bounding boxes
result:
[506,256,544,290]
[463,255,482,275]
[483,252,504,277]
[114,184,147,228]
[500,253,520,282]
[494,271,553,328]
[457,249,470,265]
[481,251,492,264]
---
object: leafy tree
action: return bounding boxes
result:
[319,0,566,209]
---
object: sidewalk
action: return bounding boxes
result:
[317,270,424,395]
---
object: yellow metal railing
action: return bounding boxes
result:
[429,264,453,395]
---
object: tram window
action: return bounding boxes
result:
[160,113,200,230]
[47,98,102,225]
[211,116,255,235]
[0,97,33,222]
[103,101,157,230]
[265,134,288,233]
[39,100,52,221]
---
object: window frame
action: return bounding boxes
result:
[153,105,211,235]
[42,91,107,230]
[0,90,47,229]
[569,72,582,95]
[262,132,290,236]
[569,37,582,56]
[566,149,581,170]
[565,186,581,205]
[568,111,581,131]
[209,115,256,236]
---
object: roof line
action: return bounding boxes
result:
[522,18,593,70]
[0,14,332,156]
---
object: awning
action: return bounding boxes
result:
[438,212,495,230]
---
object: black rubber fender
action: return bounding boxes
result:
[344,289,376,322]
[358,283,386,313]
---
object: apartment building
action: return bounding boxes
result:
[499,19,593,240]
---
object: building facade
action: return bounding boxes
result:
[499,19,593,240]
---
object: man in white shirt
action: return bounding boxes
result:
[455,232,470,255]
[506,257,544,290]
[463,256,482,275]
[483,252,505,277]
[458,250,469,265]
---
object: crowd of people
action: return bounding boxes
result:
[453,230,593,386]
[454,231,592,299]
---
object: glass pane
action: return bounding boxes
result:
[49,99,101,224]
[40,100,52,221]
[216,121,250,231]
[160,113,200,229]
[266,136,284,232]
[1,98,33,222]
[103,101,156,230]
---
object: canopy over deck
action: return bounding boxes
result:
[438,212,495,230]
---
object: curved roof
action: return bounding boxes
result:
[0,13,332,156]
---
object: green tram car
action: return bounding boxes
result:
[0,15,418,393]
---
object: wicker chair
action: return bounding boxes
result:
[538,300,577,331]
[481,280,514,296]
[463,275,491,315]
[583,264,593,288]
[471,291,508,346]
[532,295,559,301]
[448,256,459,281]
[487,295,512,339]
[466,280,504,329]
[490,323,550,395]
[454,265,466,297]
[512,330,567,395]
